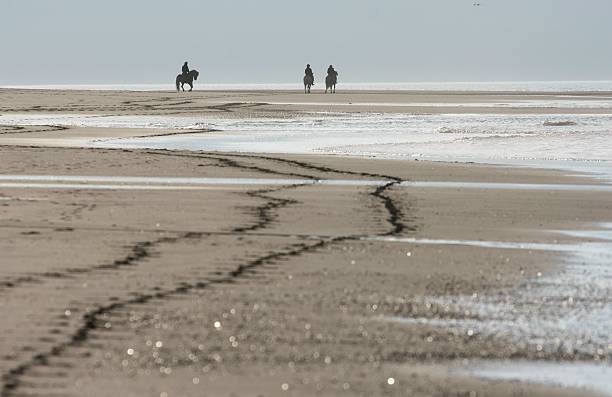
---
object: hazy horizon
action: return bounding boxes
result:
[2,0,612,85]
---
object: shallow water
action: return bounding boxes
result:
[457,361,612,396]
[383,224,612,369]
[2,175,612,192]
[2,112,612,181]
[0,183,247,191]
[402,181,612,191]
[261,98,612,109]
[382,226,612,394]
[362,236,582,252]
[92,112,612,182]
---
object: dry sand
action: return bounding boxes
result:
[1,89,611,397]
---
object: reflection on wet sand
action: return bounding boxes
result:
[384,225,612,394]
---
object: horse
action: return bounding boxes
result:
[303,74,314,93]
[176,70,199,92]
[325,72,337,94]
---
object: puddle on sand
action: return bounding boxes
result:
[401,181,612,192]
[557,224,612,241]
[361,236,581,252]
[0,183,250,191]
[1,175,612,192]
[260,99,612,109]
[377,225,612,394]
[0,175,319,186]
[456,361,612,396]
[382,227,612,357]
[0,175,390,187]
[0,196,49,202]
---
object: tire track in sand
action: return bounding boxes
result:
[0,152,412,396]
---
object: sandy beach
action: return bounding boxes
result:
[1,89,612,397]
[4,88,612,116]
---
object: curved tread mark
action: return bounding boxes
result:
[0,240,328,396]
[232,185,303,233]
[0,150,417,395]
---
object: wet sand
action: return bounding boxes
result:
[3,87,612,116]
[1,89,612,396]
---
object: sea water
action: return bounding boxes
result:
[2,112,611,181]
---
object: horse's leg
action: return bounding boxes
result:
[188,82,193,92]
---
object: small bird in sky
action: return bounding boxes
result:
[473,2,481,6]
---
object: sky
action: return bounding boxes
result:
[1,0,612,84]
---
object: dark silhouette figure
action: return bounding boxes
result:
[176,69,199,92]
[303,64,315,93]
[182,61,190,76]
[325,65,338,94]
[305,64,314,81]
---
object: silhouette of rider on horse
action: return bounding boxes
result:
[325,65,339,93]
[327,65,338,79]
[176,62,199,92]
[305,64,314,84]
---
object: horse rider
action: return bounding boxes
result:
[182,61,190,76]
[327,64,338,78]
[305,64,314,84]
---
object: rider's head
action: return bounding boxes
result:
[307,64,310,67]
[329,65,333,68]
[184,61,188,65]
